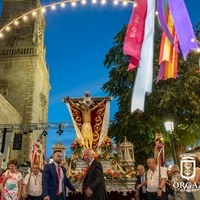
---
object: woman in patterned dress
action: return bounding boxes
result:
[2,160,22,200]
[0,169,3,200]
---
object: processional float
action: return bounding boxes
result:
[61,91,136,194]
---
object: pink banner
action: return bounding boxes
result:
[123,0,147,71]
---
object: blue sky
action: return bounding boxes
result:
[0,0,200,158]
[41,0,133,157]
[42,0,200,158]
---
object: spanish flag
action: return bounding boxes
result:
[157,6,178,82]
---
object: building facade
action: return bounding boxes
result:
[0,0,50,166]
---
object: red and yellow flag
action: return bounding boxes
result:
[157,6,178,81]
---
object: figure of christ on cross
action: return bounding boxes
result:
[67,97,107,149]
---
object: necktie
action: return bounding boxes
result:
[84,165,90,178]
[82,165,90,191]
[57,165,61,193]
[141,175,146,193]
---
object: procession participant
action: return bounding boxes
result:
[165,169,175,200]
[22,162,42,200]
[170,164,186,200]
[82,149,108,200]
[135,164,147,200]
[146,158,168,200]
[42,150,77,200]
[2,159,23,200]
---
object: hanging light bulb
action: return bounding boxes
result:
[0,32,4,38]
[122,0,128,6]
[113,0,119,5]
[41,7,46,13]
[14,20,20,26]
[61,2,66,7]
[32,11,37,17]
[51,4,56,10]
[71,1,77,7]
[5,26,11,31]
[22,15,28,21]
[81,0,87,4]
[92,0,97,4]
[101,0,106,5]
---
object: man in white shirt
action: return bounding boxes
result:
[146,158,168,200]
[22,162,42,200]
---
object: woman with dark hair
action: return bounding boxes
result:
[2,159,22,200]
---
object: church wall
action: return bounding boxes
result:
[0,0,50,164]
[0,55,50,164]
[0,93,22,167]
[0,93,22,124]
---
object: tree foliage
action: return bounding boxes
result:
[102,22,200,166]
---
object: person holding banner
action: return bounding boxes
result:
[22,162,42,200]
[146,158,168,200]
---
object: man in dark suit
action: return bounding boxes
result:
[42,150,76,200]
[82,149,108,200]
[135,164,147,200]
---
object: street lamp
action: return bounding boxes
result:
[164,121,178,164]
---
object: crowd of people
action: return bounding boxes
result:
[0,148,108,200]
[135,158,200,200]
[0,152,200,200]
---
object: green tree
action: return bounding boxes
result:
[102,22,200,166]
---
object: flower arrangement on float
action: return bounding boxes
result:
[68,167,123,184]
[67,168,87,183]
[70,138,85,159]
[104,168,120,179]
[99,136,116,160]
[68,136,135,184]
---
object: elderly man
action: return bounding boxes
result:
[22,162,42,200]
[135,164,147,200]
[146,158,168,200]
[82,149,108,200]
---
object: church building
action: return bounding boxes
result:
[0,0,50,167]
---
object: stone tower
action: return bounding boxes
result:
[0,0,50,164]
